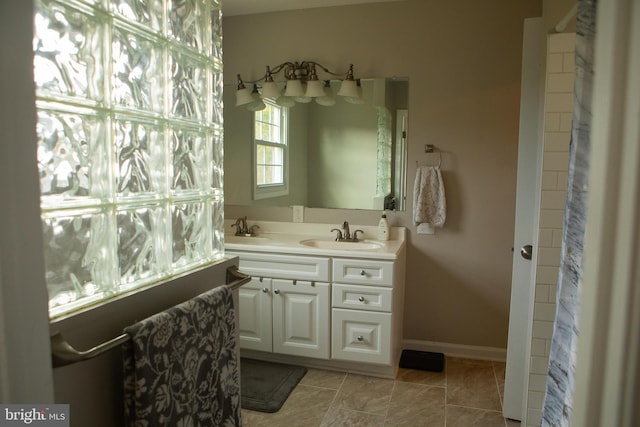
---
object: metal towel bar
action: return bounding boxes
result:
[51,331,129,368]
[226,265,251,291]
[416,144,442,168]
[51,265,251,368]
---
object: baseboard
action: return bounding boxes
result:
[240,349,398,379]
[401,339,507,362]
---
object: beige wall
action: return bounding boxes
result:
[223,0,542,350]
[543,0,577,33]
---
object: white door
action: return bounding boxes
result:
[272,279,330,359]
[238,277,273,352]
[504,17,545,420]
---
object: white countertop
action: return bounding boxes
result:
[224,220,406,260]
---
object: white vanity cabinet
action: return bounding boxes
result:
[331,259,396,364]
[229,236,406,378]
[232,252,331,359]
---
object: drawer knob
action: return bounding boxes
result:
[262,288,268,293]
[358,296,365,302]
[274,289,280,295]
[357,335,364,342]
[360,270,366,276]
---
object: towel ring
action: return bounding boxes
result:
[416,144,442,168]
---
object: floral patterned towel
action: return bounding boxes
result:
[413,165,446,228]
[123,286,241,427]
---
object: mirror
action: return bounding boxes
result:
[223,78,408,211]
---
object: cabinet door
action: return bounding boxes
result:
[238,277,273,352]
[272,279,330,359]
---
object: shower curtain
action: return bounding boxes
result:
[541,1,597,426]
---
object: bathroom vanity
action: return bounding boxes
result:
[226,220,406,378]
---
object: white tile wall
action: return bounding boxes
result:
[543,151,571,170]
[548,32,577,52]
[560,112,574,131]
[545,112,561,131]
[545,93,574,112]
[546,73,575,92]
[541,172,558,190]
[544,132,571,151]
[539,210,564,229]
[526,33,575,427]
[541,191,568,210]
[538,229,553,247]
[547,53,563,73]
[531,338,547,356]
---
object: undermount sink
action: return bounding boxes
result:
[225,235,271,244]
[299,239,384,250]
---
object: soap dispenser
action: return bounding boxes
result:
[378,212,390,241]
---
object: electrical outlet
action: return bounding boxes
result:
[292,205,304,223]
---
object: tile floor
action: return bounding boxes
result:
[241,357,521,426]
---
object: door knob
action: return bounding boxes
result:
[262,288,268,293]
[274,289,280,295]
[521,244,533,260]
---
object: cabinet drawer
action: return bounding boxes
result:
[332,283,392,312]
[331,309,391,365]
[332,258,394,287]
[227,251,330,282]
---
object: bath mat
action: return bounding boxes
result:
[399,350,445,372]
[240,358,307,413]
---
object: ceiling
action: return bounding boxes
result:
[222,0,407,17]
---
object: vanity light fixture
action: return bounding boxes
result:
[315,81,337,106]
[235,80,266,111]
[343,79,365,105]
[235,62,361,109]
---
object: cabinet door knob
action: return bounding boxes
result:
[274,289,280,295]
[360,270,366,276]
[358,296,365,302]
[262,288,268,293]
[357,335,364,342]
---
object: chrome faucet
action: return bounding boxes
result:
[342,221,351,240]
[232,216,248,235]
[232,216,260,236]
[330,221,364,242]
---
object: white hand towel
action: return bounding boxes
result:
[413,166,446,229]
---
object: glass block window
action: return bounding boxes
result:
[254,100,289,200]
[33,0,224,318]
[376,106,392,198]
